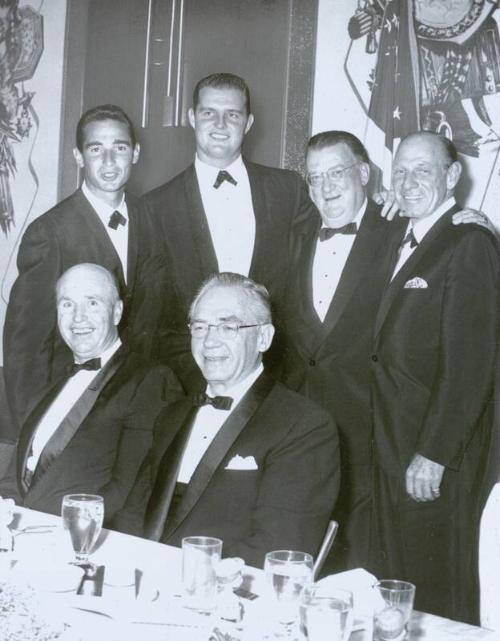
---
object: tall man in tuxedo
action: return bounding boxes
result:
[115,273,339,568]
[371,132,499,623]
[0,263,181,522]
[282,131,406,571]
[140,73,315,391]
[3,105,146,438]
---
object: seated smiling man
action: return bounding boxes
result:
[115,272,339,568]
[0,263,181,524]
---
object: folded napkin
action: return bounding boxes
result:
[316,567,378,619]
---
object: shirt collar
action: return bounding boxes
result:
[320,197,367,231]
[195,154,246,184]
[82,181,128,222]
[411,197,456,244]
[206,362,264,407]
[73,338,121,366]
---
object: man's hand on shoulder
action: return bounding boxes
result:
[405,453,445,502]
[373,189,402,221]
[452,209,498,238]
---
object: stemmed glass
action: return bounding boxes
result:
[264,550,314,637]
[61,494,104,567]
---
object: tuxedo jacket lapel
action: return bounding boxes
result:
[125,193,140,292]
[374,207,458,339]
[22,349,126,497]
[164,372,276,540]
[183,165,219,276]
[318,203,391,346]
[73,190,126,289]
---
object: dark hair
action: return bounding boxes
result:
[193,73,251,115]
[76,104,137,151]
[189,272,272,324]
[307,130,370,164]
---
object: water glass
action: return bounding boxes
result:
[61,494,104,566]
[182,536,223,611]
[300,585,353,641]
[372,580,415,641]
[264,550,314,628]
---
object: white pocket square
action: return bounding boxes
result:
[404,276,428,289]
[225,455,258,470]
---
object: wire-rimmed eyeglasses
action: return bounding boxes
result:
[306,161,359,187]
[188,321,265,340]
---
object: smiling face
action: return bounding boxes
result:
[57,265,123,363]
[306,143,369,228]
[391,133,461,220]
[73,118,140,206]
[190,285,273,394]
[188,86,254,168]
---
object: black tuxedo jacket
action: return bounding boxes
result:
[3,189,150,437]
[114,373,340,569]
[371,207,500,479]
[0,349,182,522]
[137,160,316,391]
[282,200,406,465]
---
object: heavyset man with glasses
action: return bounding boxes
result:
[282,131,407,572]
[115,272,339,568]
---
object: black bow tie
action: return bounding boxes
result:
[401,228,419,249]
[108,210,127,230]
[318,222,357,242]
[67,358,102,377]
[213,170,237,189]
[193,392,233,410]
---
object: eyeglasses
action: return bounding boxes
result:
[188,321,264,340]
[306,162,359,187]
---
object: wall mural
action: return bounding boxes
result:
[0,0,43,237]
[344,0,500,209]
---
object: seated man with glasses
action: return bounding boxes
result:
[114,272,339,568]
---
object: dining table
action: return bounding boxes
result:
[1,506,499,641]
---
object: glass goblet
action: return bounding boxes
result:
[61,494,104,566]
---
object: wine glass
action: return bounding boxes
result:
[264,550,313,637]
[61,494,104,566]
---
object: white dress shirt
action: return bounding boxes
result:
[312,200,367,322]
[26,340,122,473]
[195,155,255,276]
[177,363,264,483]
[82,181,129,282]
[391,197,456,280]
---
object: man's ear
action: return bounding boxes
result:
[113,300,124,326]
[132,143,140,165]
[258,323,275,354]
[73,147,84,168]
[446,161,462,191]
[188,108,196,129]
[244,113,254,135]
[359,162,370,187]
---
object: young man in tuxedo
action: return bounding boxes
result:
[139,73,316,391]
[115,273,339,569]
[3,104,148,438]
[371,131,499,623]
[0,264,181,523]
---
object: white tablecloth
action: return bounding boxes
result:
[3,507,500,641]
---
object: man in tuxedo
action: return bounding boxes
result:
[282,131,406,571]
[140,73,315,391]
[115,273,339,568]
[0,263,181,523]
[3,104,147,438]
[371,132,499,623]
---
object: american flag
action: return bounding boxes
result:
[364,0,420,189]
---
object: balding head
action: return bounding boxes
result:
[56,264,123,362]
[391,131,461,220]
